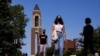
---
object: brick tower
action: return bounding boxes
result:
[31,4,42,56]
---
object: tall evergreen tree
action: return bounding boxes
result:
[0,0,12,55]
[0,0,29,55]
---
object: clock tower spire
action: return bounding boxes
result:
[31,4,42,56]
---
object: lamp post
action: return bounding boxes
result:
[14,38,18,56]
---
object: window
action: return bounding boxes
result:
[35,16,39,27]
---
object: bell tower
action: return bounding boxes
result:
[31,4,42,56]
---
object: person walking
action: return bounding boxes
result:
[82,17,95,56]
[51,15,66,56]
[39,29,48,56]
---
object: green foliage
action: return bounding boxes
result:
[97,48,100,53]
[0,0,29,55]
[64,50,73,56]
[10,4,29,47]
[16,49,23,56]
[0,0,13,54]
[46,47,54,56]
[94,26,100,51]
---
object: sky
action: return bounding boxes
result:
[12,0,100,56]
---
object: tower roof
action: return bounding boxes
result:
[34,4,40,10]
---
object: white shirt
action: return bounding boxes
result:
[54,24,63,32]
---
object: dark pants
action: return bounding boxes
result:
[84,38,95,56]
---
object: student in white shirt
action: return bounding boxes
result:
[51,15,66,56]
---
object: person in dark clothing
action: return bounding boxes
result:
[39,29,48,56]
[83,17,95,56]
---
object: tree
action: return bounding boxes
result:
[94,26,100,53]
[10,4,29,48]
[9,4,29,56]
[0,0,29,55]
[0,0,13,55]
